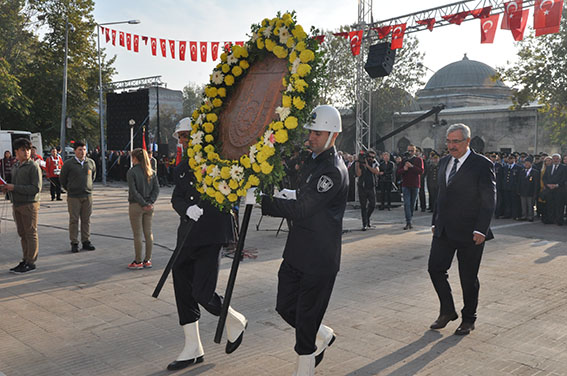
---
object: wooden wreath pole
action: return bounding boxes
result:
[214,203,254,343]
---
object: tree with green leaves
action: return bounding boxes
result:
[498,9,567,145]
[182,82,205,117]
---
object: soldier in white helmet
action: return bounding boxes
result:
[166,117,248,371]
[261,105,349,375]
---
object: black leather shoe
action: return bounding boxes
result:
[429,313,458,329]
[71,243,80,253]
[403,224,411,230]
[315,334,336,367]
[454,321,475,335]
[225,322,247,354]
[82,241,96,251]
[167,356,204,371]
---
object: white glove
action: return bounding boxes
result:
[245,188,257,205]
[186,205,203,221]
[274,189,297,200]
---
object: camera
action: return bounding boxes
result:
[401,151,412,165]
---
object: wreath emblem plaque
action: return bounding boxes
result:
[185,12,322,211]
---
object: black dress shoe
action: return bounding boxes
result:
[315,334,336,367]
[82,241,96,251]
[429,313,458,329]
[225,322,247,354]
[403,224,411,230]
[167,356,204,371]
[454,321,475,335]
[71,243,80,253]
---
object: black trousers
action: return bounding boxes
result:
[358,186,376,226]
[172,243,223,325]
[379,182,392,208]
[49,177,61,199]
[428,186,438,211]
[276,260,336,355]
[547,188,565,225]
[419,186,426,210]
[501,190,520,218]
[428,234,485,323]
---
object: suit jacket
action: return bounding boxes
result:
[518,168,540,197]
[432,150,496,244]
[261,146,348,276]
[542,163,567,188]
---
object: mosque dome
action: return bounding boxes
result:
[424,54,506,90]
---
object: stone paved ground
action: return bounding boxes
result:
[1,183,567,376]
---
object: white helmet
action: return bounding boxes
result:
[172,117,192,139]
[304,105,342,133]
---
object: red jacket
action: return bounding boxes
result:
[45,155,63,178]
[397,156,424,188]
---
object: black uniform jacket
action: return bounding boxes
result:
[432,151,496,244]
[262,146,349,276]
[171,161,234,248]
[518,168,540,197]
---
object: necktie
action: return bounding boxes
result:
[447,158,459,184]
[552,165,556,175]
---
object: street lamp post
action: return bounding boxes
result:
[60,19,74,159]
[97,19,140,185]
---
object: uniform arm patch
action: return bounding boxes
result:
[317,175,334,193]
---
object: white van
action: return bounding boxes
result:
[0,131,43,157]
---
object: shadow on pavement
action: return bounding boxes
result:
[534,242,567,264]
[344,330,465,376]
[146,363,215,376]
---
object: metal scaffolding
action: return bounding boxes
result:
[355,0,374,154]
[102,75,164,92]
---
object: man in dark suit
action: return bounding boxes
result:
[428,123,496,336]
[518,156,540,222]
[542,153,567,225]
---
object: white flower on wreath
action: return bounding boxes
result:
[263,25,273,38]
[194,151,203,164]
[251,33,259,42]
[195,114,205,125]
[264,130,275,148]
[227,54,238,65]
[285,83,294,93]
[275,106,291,121]
[279,26,291,44]
[249,145,257,163]
[210,165,220,178]
[291,58,301,75]
[191,131,204,145]
[230,165,244,181]
[218,180,231,195]
[212,71,224,85]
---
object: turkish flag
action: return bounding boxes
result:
[100,26,105,36]
[416,18,436,31]
[235,41,244,46]
[133,35,139,52]
[190,41,198,61]
[142,36,148,45]
[119,31,125,47]
[111,29,116,45]
[480,14,500,43]
[200,42,208,62]
[332,31,349,38]
[224,42,232,52]
[126,33,131,50]
[160,39,167,57]
[534,0,564,36]
[471,6,492,18]
[142,127,147,151]
[373,26,392,39]
[511,9,530,40]
[169,40,176,59]
[442,11,471,25]
[501,1,523,29]
[348,30,363,56]
[105,28,110,43]
[211,42,219,61]
[150,38,157,56]
[391,23,406,49]
[179,41,187,61]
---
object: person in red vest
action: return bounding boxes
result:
[45,147,63,201]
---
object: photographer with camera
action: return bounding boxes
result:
[397,144,424,230]
[355,148,380,230]
[378,152,395,210]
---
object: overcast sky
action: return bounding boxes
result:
[92,0,529,92]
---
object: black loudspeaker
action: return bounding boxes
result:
[364,42,396,78]
[157,143,169,159]
[106,89,149,150]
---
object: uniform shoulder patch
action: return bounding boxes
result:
[317,175,334,193]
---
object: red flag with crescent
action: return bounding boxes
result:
[372,26,392,39]
[190,42,198,61]
[119,31,125,47]
[160,39,167,57]
[179,41,187,61]
[534,0,564,36]
[480,14,500,43]
[416,18,436,31]
[471,6,492,18]
[111,30,116,45]
[391,23,406,49]
[100,26,105,36]
[133,35,139,52]
[142,36,148,45]
[501,1,523,29]
[126,33,132,50]
[224,42,232,52]
[211,42,219,61]
[348,30,363,56]
[442,11,471,25]
[169,40,176,59]
[150,38,157,56]
[142,127,147,151]
[200,42,208,62]
[511,9,530,40]
[105,28,110,43]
